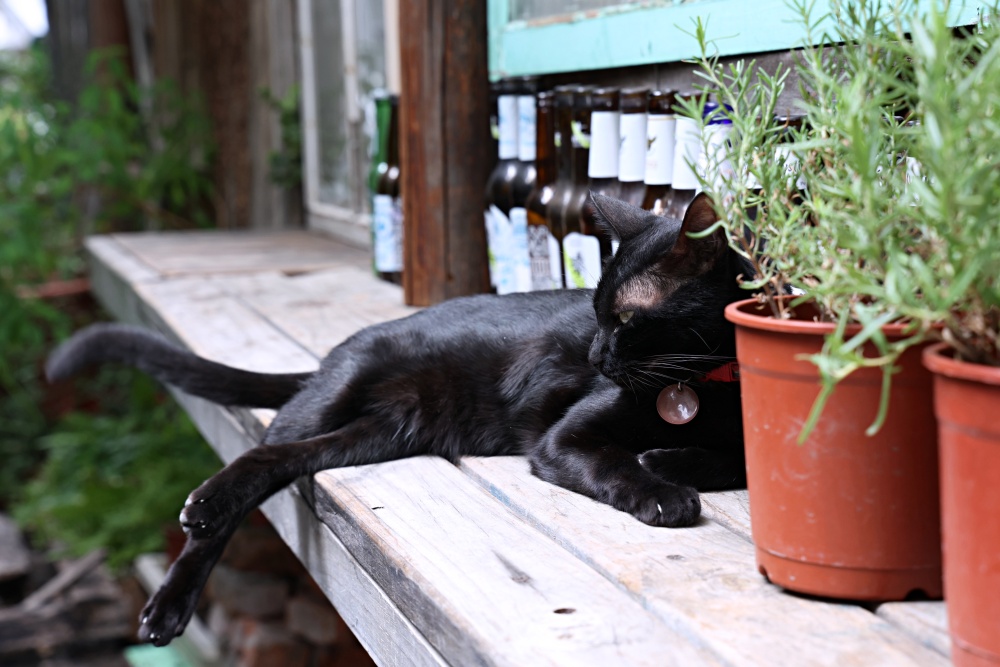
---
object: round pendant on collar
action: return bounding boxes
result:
[657,383,699,424]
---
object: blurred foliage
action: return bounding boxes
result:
[0,44,221,568]
[13,372,220,570]
[260,84,302,189]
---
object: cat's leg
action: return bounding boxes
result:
[529,385,702,528]
[139,415,398,645]
[638,447,746,491]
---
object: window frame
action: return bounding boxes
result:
[488,0,983,80]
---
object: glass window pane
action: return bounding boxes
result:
[510,0,627,22]
[311,0,351,207]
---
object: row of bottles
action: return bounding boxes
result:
[484,83,709,293]
[370,93,404,284]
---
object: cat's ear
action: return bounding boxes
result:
[671,193,728,273]
[583,192,651,243]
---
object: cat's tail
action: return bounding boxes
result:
[46,323,314,409]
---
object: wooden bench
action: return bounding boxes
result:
[87,230,951,666]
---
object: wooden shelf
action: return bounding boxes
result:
[86,230,951,666]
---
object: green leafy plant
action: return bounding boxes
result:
[684,0,1000,438]
[260,85,303,189]
[13,372,220,570]
[1,46,221,567]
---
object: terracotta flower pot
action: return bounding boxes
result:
[923,342,1000,666]
[725,298,942,600]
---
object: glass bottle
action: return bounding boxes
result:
[483,78,520,293]
[563,86,605,289]
[373,94,403,284]
[775,113,807,206]
[544,84,578,262]
[369,93,391,198]
[641,89,677,215]
[661,91,700,219]
[587,87,621,200]
[507,76,539,293]
[617,87,649,207]
[525,90,561,290]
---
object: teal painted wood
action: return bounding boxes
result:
[489,0,984,80]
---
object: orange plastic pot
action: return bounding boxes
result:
[725,298,942,600]
[923,342,1000,666]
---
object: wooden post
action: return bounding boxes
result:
[399,0,492,306]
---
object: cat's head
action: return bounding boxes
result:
[584,193,750,392]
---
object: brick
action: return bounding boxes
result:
[206,563,289,618]
[285,595,339,645]
[238,619,310,667]
[222,524,306,578]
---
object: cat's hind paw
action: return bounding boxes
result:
[137,583,199,647]
[629,484,701,528]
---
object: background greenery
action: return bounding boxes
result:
[1,43,221,569]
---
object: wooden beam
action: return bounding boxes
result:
[399,0,492,306]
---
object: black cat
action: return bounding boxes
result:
[46,193,752,646]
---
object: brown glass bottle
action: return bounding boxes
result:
[661,91,700,219]
[524,91,561,290]
[562,86,607,288]
[483,78,520,291]
[373,94,402,284]
[512,76,539,208]
[505,76,539,293]
[586,87,621,200]
[544,85,578,252]
[641,90,677,214]
[617,87,648,206]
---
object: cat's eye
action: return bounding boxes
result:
[618,310,635,324]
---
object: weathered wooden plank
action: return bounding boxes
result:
[460,456,947,667]
[701,489,752,541]
[221,268,419,357]
[86,236,163,326]
[166,392,449,667]
[876,602,951,659]
[314,457,722,667]
[132,274,319,374]
[112,230,370,277]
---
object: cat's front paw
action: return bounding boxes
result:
[628,483,701,528]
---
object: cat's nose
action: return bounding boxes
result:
[588,346,604,370]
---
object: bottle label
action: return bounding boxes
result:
[528,225,562,290]
[644,114,675,185]
[570,120,590,149]
[498,94,518,159]
[672,116,701,190]
[588,110,620,179]
[373,194,402,272]
[618,113,647,183]
[517,95,537,162]
[563,232,601,289]
[507,207,532,293]
[702,124,735,193]
[488,204,515,294]
[483,209,498,287]
[775,146,807,190]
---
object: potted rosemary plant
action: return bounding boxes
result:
[871,7,1000,665]
[681,0,977,602]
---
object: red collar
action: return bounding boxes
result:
[698,361,741,383]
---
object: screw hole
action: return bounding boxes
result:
[553,608,576,614]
